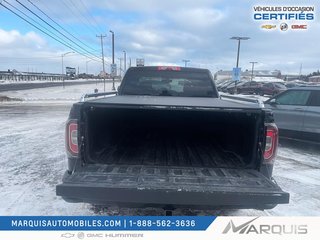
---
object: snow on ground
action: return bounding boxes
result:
[0,84,320,216]
[252,77,284,83]
[1,80,118,103]
[0,78,106,84]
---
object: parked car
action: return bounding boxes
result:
[257,82,287,96]
[214,79,227,86]
[236,81,263,94]
[285,82,308,88]
[285,82,299,88]
[215,80,227,89]
[226,81,247,94]
[217,80,234,92]
[264,86,320,143]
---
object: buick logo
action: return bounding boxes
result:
[77,232,85,239]
[280,23,288,31]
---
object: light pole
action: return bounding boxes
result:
[109,30,116,90]
[250,61,258,81]
[123,51,126,73]
[182,59,190,67]
[86,59,93,75]
[61,51,74,88]
[230,37,250,68]
[118,58,123,79]
[230,36,250,93]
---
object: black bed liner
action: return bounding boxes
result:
[93,139,246,168]
[56,164,289,208]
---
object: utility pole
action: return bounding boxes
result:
[182,59,190,67]
[299,63,302,79]
[86,59,93,75]
[109,30,115,90]
[250,61,258,81]
[97,34,107,91]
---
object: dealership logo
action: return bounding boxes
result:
[291,24,307,29]
[280,23,288,31]
[253,6,315,21]
[77,232,85,239]
[223,217,259,234]
[261,24,276,29]
[61,233,75,238]
[253,5,314,32]
[222,217,308,235]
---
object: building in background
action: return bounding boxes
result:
[308,75,320,83]
[215,69,282,81]
[0,69,64,82]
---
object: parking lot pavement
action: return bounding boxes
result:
[1,102,319,216]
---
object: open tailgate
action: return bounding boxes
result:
[56,165,289,208]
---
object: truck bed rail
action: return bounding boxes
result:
[220,94,264,107]
[80,91,117,102]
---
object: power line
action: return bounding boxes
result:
[15,0,100,60]
[0,1,99,62]
[57,0,111,52]
[3,0,65,43]
[37,0,99,52]
[2,0,99,61]
[70,0,103,34]
[58,0,99,37]
[27,0,99,53]
[78,0,104,33]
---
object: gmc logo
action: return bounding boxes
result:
[291,25,307,29]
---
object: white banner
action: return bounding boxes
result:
[1,217,320,240]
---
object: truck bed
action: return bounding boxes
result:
[84,105,263,169]
[94,136,246,168]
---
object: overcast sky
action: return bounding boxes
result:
[0,0,319,75]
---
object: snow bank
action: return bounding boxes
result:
[0,81,120,104]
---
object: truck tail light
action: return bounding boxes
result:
[157,66,181,71]
[263,123,278,163]
[66,120,78,155]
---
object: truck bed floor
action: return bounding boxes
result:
[92,136,247,168]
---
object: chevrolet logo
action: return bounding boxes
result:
[261,25,276,29]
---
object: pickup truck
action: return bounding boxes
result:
[56,66,289,210]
